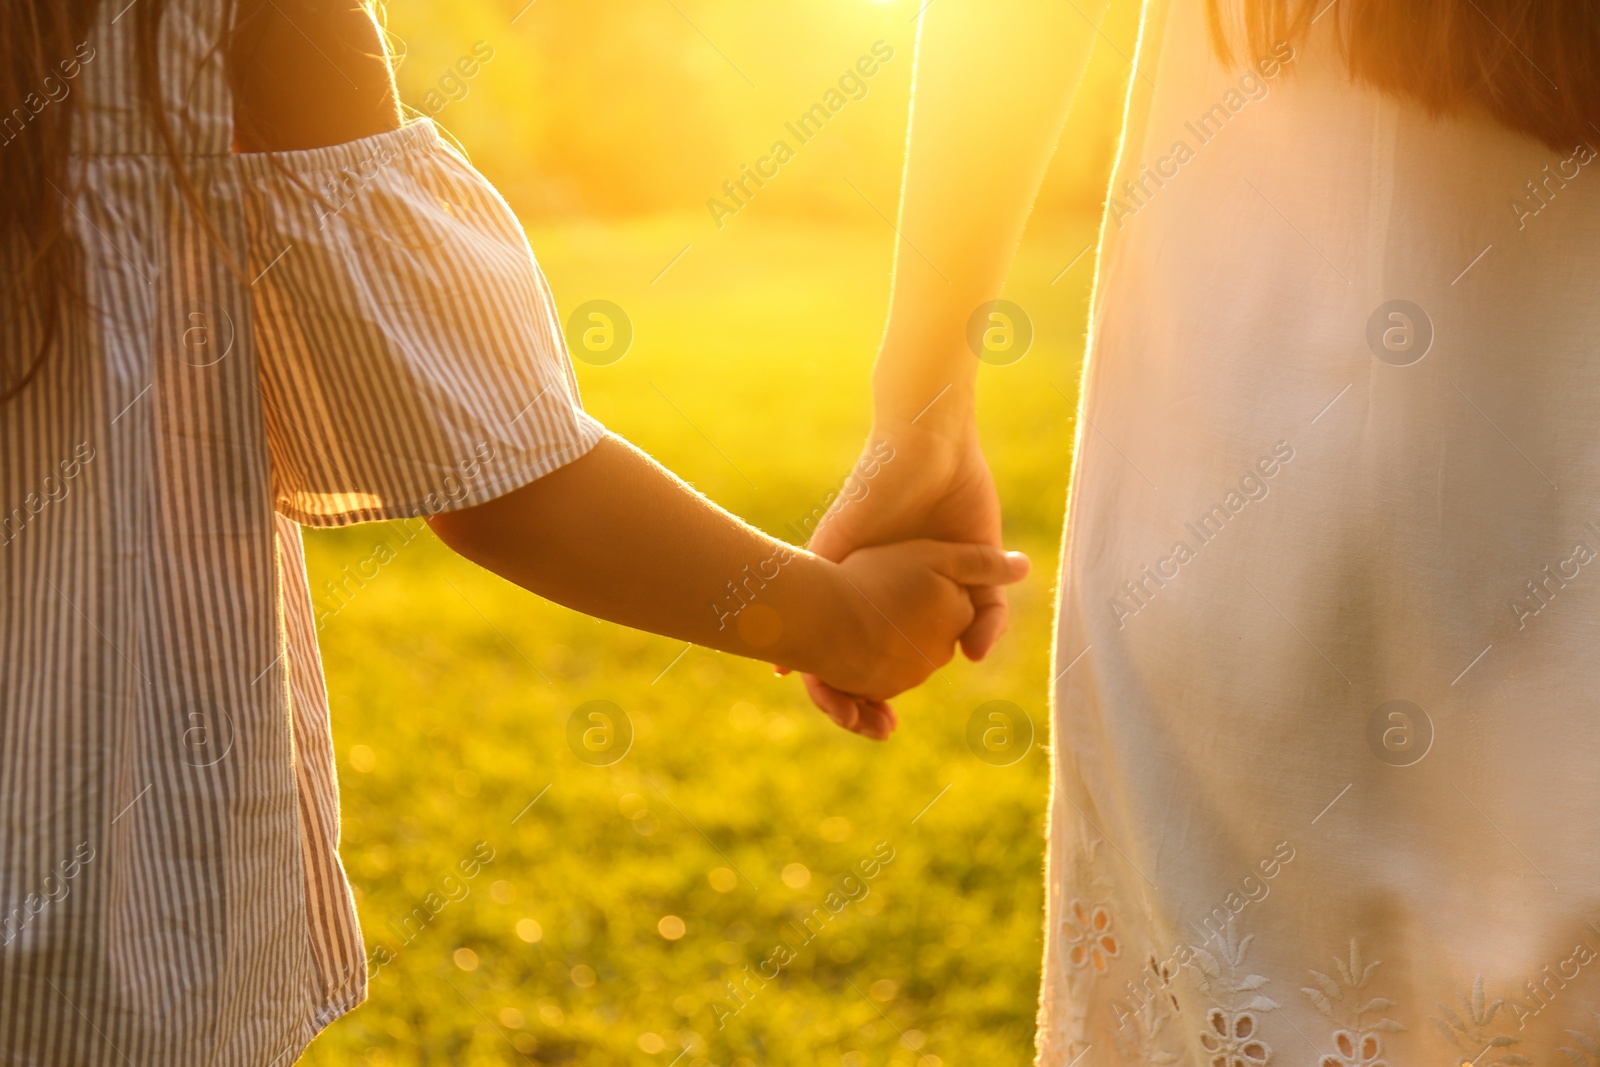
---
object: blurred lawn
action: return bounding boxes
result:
[300,0,1132,1063]
[299,211,1097,1067]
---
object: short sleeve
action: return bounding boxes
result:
[237,118,606,526]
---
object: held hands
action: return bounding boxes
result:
[811,540,1029,739]
[799,407,1022,739]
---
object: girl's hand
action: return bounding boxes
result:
[807,539,1029,740]
[813,416,1008,656]
[800,411,1014,736]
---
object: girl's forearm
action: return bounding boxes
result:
[428,434,865,678]
[873,0,1108,431]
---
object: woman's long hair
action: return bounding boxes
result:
[1210,0,1600,152]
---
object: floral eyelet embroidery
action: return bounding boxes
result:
[1111,966,1184,1067]
[1324,1029,1385,1067]
[1186,922,1277,1067]
[1064,898,1122,973]
[1149,953,1183,1017]
[1561,1013,1600,1066]
[1431,975,1527,1067]
[1042,828,1118,1067]
[1199,1005,1271,1067]
[1302,939,1404,1067]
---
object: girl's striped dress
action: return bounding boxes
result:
[0,1,602,1062]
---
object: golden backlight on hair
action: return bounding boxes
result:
[1208,0,1600,153]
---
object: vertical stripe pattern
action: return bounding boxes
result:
[0,2,604,1064]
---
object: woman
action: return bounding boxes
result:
[808,0,1600,1064]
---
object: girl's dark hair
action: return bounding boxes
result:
[0,0,322,403]
[0,0,230,402]
[0,0,126,400]
[1209,0,1600,153]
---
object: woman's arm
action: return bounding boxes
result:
[800,0,1108,723]
[429,435,1028,737]
[872,0,1110,432]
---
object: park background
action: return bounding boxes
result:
[301,0,1141,1063]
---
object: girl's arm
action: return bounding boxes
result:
[228,4,1031,733]
[230,0,400,152]
[429,435,1028,736]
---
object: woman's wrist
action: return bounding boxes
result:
[872,371,976,438]
[872,332,978,439]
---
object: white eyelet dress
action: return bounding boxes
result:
[1040,2,1600,1066]
[0,1,603,1063]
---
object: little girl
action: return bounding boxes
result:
[0,1,1026,1062]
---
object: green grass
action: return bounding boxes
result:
[298,211,1098,1067]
